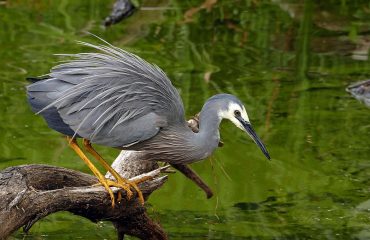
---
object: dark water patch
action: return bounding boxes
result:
[233,202,260,211]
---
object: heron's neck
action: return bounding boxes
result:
[193,107,222,158]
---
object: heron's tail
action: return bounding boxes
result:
[26,77,77,136]
[26,76,49,83]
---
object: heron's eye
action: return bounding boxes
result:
[234,110,241,117]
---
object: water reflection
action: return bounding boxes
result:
[1,0,370,239]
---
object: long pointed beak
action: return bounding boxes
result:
[236,116,271,160]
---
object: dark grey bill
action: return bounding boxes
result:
[236,116,271,160]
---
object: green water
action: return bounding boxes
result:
[1,0,370,239]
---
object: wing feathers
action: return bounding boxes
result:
[30,39,184,147]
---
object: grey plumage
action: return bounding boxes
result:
[28,41,183,147]
[27,39,270,165]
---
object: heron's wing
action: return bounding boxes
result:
[36,41,185,147]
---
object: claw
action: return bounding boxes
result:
[117,191,123,203]
[97,179,116,207]
[105,179,133,200]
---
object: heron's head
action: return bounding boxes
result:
[206,94,270,160]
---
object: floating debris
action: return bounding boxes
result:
[103,0,136,27]
[346,79,370,107]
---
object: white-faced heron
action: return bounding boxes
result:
[26,38,270,206]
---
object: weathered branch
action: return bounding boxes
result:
[0,115,215,239]
[0,164,167,239]
[171,164,213,198]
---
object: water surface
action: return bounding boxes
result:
[1,1,370,239]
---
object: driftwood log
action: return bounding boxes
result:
[0,116,214,239]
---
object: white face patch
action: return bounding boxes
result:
[218,102,250,131]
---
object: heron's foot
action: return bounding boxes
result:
[106,178,146,205]
[105,179,134,200]
[94,177,117,207]
[95,179,144,205]
[93,177,141,205]
[93,178,134,205]
[82,138,147,205]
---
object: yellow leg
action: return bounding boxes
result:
[82,139,147,205]
[66,136,117,207]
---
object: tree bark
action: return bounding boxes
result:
[0,164,168,240]
[0,115,214,239]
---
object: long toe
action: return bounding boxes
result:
[98,179,116,207]
[128,181,145,205]
[106,179,134,200]
[105,179,144,204]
